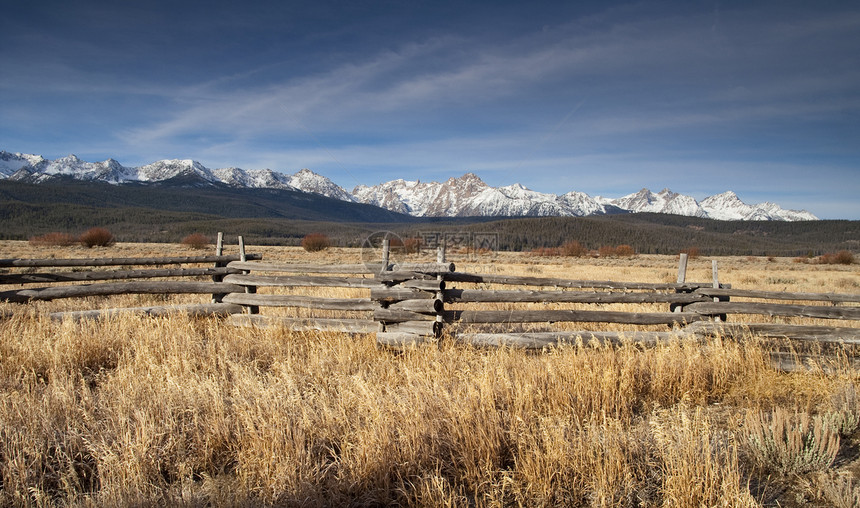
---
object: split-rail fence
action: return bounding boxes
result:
[2,241,859,363]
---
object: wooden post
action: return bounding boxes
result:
[435,246,446,337]
[676,253,688,284]
[212,232,225,303]
[381,238,390,272]
[673,252,689,313]
[238,236,258,314]
[712,259,721,322]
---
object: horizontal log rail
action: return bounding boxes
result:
[442,289,710,305]
[50,303,243,321]
[229,314,378,333]
[2,281,242,302]
[442,309,707,326]
[223,293,379,311]
[442,272,712,291]
[686,321,860,344]
[227,261,455,275]
[0,267,237,285]
[0,254,260,268]
[693,287,860,304]
[455,331,689,349]
[683,301,860,321]
[223,273,381,289]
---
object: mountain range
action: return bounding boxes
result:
[0,151,818,221]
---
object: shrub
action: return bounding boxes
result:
[79,227,115,248]
[301,233,331,252]
[614,244,635,257]
[681,247,700,259]
[744,407,840,475]
[598,245,616,258]
[180,233,210,250]
[28,232,77,247]
[530,247,559,257]
[559,240,587,257]
[403,237,421,255]
[817,250,855,265]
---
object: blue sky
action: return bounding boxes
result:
[1,1,858,219]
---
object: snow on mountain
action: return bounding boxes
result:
[0,151,47,177]
[699,191,817,221]
[610,188,708,218]
[288,169,355,202]
[351,173,610,217]
[0,150,819,221]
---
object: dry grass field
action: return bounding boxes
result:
[1,240,859,507]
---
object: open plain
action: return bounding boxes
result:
[1,240,859,507]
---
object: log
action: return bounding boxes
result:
[370,287,435,302]
[0,254,260,268]
[228,314,378,333]
[443,309,706,325]
[455,331,690,349]
[383,320,442,336]
[376,332,432,347]
[400,279,446,291]
[442,272,710,291]
[767,352,860,374]
[227,261,377,274]
[49,303,243,321]
[442,289,709,305]
[227,261,453,275]
[685,321,860,344]
[694,287,860,304]
[222,293,379,311]
[224,273,381,289]
[683,301,860,320]
[0,267,237,285]
[387,298,444,313]
[11,281,243,301]
[374,308,438,323]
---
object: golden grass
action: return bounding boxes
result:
[0,242,859,506]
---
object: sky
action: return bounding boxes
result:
[1,0,859,219]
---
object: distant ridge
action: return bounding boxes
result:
[0,151,818,221]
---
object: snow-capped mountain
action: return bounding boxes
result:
[0,151,348,199]
[352,174,611,217]
[0,150,819,221]
[352,174,817,221]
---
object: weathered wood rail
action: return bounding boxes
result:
[2,243,858,358]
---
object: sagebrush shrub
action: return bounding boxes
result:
[301,233,331,252]
[180,233,210,250]
[79,227,115,248]
[28,232,77,247]
[744,407,839,475]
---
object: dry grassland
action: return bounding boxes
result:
[1,241,859,507]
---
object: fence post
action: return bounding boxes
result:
[712,259,724,322]
[211,232,225,303]
[238,235,258,314]
[435,246,446,337]
[673,252,689,313]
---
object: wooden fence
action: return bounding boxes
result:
[2,244,859,354]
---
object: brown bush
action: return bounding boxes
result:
[598,245,616,258]
[402,237,421,255]
[530,247,560,257]
[301,233,331,252]
[560,240,587,257]
[817,250,855,265]
[681,247,700,259]
[614,244,635,257]
[28,232,77,247]
[180,233,210,250]
[79,227,115,248]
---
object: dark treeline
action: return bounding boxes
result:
[0,180,857,256]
